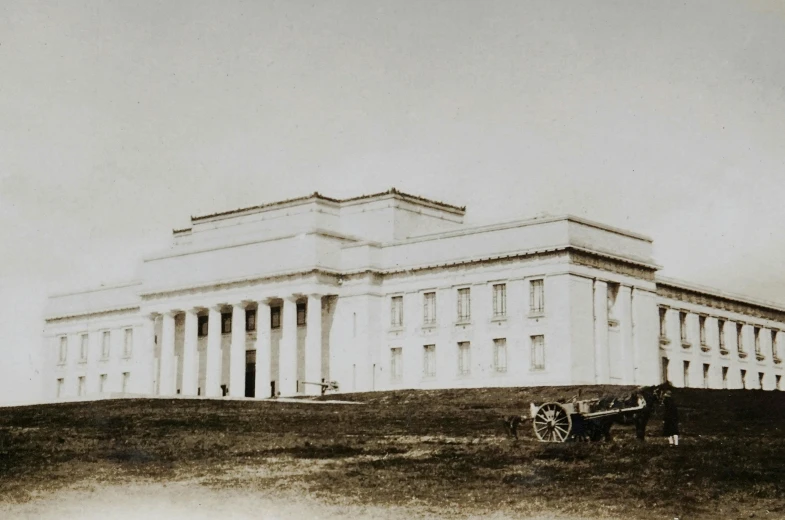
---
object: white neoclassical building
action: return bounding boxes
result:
[42,189,784,402]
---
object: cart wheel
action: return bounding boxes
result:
[532,402,572,443]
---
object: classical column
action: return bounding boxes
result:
[159,311,177,396]
[181,309,199,396]
[593,280,609,383]
[255,301,272,399]
[279,296,299,396]
[205,306,223,397]
[229,303,247,398]
[304,294,323,395]
[138,314,158,395]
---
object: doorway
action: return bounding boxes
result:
[245,350,256,398]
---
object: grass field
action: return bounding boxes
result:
[1,386,784,519]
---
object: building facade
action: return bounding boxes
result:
[42,189,784,401]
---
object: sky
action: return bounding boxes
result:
[2,0,785,404]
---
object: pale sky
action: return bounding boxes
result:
[2,0,785,403]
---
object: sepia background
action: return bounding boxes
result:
[2,0,785,405]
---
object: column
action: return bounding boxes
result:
[229,303,247,397]
[618,285,634,384]
[255,301,272,398]
[279,296,298,396]
[304,294,323,395]
[158,312,177,395]
[593,280,609,383]
[205,306,223,397]
[137,314,157,395]
[181,309,199,396]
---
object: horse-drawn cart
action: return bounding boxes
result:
[530,395,647,442]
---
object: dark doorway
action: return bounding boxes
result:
[245,350,256,398]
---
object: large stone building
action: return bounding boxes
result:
[42,189,784,401]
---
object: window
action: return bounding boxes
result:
[683,360,690,387]
[703,363,710,389]
[198,316,209,337]
[423,292,437,325]
[530,279,545,314]
[722,366,729,389]
[531,335,545,371]
[221,312,232,334]
[492,284,507,318]
[679,312,688,343]
[457,288,471,322]
[699,316,707,345]
[123,329,133,358]
[741,369,747,389]
[458,342,471,376]
[495,338,508,373]
[77,376,86,397]
[771,330,779,359]
[737,323,745,353]
[606,282,619,320]
[297,303,306,326]
[246,309,256,332]
[754,327,761,354]
[758,372,765,389]
[658,308,667,337]
[79,334,89,362]
[122,372,130,393]
[390,296,403,328]
[390,348,403,382]
[56,378,64,398]
[99,374,108,393]
[423,345,436,378]
[58,336,67,364]
[718,319,726,350]
[661,357,669,383]
[271,306,281,329]
[101,331,111,359]
[776,375,782,391]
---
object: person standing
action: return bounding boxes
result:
[662,390,680,446]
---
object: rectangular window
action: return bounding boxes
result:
[699,316,707,345]
[658,308,667,337]
[80,334,89,362]
[99,374,107,393]
[530,279,545,314]
[78,376,86,397]
[297,303,306,326]
[772,330,779,359]
[606,282,619,320]
[101,331,111,359]
[495,338,508,373]
[776,374,782,391]
[758,372,765,389]
[661,357,669,383]
[198,316,209,337]
[271,306,281,329]
[458,342,471,376]
[531,335,544,371]
[390,348,403,382]
[122,372,130,393]
[59,336,67,364]
[246,309,256,332]
[679,312,688,342]
[123,329,133,358]
[492,284,507,318]
[457,288,471,322]
[56,378,64,398]
[722,366,729,389]
[423,292,437,325]
[221,312,232,334]
[390,296,403,328]
[423,345,436,378]
[683,360,690,387]
[741,369,747,389]
[737,323,745,353]
[703,363,710,389]
[718,319,726,350]
[754,327,761,354]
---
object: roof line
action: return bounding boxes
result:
[656,276,785,314]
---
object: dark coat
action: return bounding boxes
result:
[662,394,680,436]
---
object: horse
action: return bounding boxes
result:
[585,382,672,442]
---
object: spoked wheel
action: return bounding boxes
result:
[532,402,572,442]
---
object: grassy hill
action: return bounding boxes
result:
[1,386,784,519]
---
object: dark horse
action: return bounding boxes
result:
[583,382,673,442]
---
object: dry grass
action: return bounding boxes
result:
[1,386,784,519]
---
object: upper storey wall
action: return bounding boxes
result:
[44,283,141,321]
